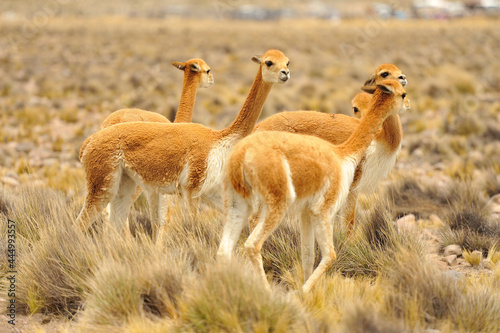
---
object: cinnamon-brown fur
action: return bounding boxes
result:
[76,50,290,242]
[218,80,409,293]
[86,58,213,224]
[99,58,213,129]
[253,64,408,231]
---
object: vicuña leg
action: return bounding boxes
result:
[146,189,161,243]
[302,212,336,294]
[300,210,315,281]
[75,167,119,233]
[109,174,137,237]
[75,199,104,233]
[343,190,358,236]
[217,194,250,260]
[244,204,286,290]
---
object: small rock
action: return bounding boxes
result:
[398,214,416,223]
[1,176,19,187]
[436,260,448,270]
[485,194,500,214]
[5,171,18,179]
[42,158,59,167]
[444,244,462,257]
[443,270,465,280]
[396,214,417,232]
[425,329,442,333]
[443,255,458,266]
[481,259,492,269]
[470,250,482,266]
[429,214,443,226]
[15,142,35,153]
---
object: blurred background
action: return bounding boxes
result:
[0,0,499,198]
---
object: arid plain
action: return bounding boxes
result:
[1,13,500,333]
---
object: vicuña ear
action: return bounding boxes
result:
[361,86,377,94]
[172,61,186,70]
[189,63,201,72]
[363,74,376,87]
[377,83,395,95]
[251,55,262,64]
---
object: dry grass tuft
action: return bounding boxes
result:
[462,249,482,267]
[340,303,404,333]
[332,195,425,278]
[382,250,462,330]
[441,181,500,253]
[81,249,186,328]
[179,261,313,333]
[385,176,450,219]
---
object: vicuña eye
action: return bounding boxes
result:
[353,107,359,113]
[265,61,273,67]
[286,61,290,66]
[402,93,407,99]
[381,72,389,78]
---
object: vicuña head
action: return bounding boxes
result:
[76,49,290,243]
[172,58,214,89]
[360,79,410,117]
[364,63,407,87]
[351,91,372,118]
[251,49,290,84]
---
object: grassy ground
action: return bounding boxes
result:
[1,15,500,332]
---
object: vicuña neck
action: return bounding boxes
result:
[174,71,201,123]
[335,91,393,162]
[220,69,272,138]
[376,114,403,151]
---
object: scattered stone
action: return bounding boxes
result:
[42,158,60,167]
[486,193,500,214]
[15,142,35,153]
[470,250,483,267]
[396,214,417,232]
[5,171,18,179]
[429,214,443,226]
[422,228,440,242]
[444,244,462,257]
[442,255,458,266]
[443,270,465,280]
[1,176,20,187]
[481,259,493,269]
[425,329,442,333]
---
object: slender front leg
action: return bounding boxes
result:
[146,189,161,243]
[300,210,315,281]
[343,189,358,237]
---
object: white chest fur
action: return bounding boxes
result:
[196,135,239,203]
[356,140,401,194]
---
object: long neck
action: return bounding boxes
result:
[174,71,200,123]
[220,69,272,138]
[335,92,392,162]
[375,114,403,151]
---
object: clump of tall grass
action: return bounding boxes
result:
[178,261,313,333]
[447,276,500,332]
[385,176,450,219]
[339,303,404,333]
[441,181,500,253]
[0,185,91,315]
[332,194,425,278]
[80,242,188,330]
[382,250,463,331]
